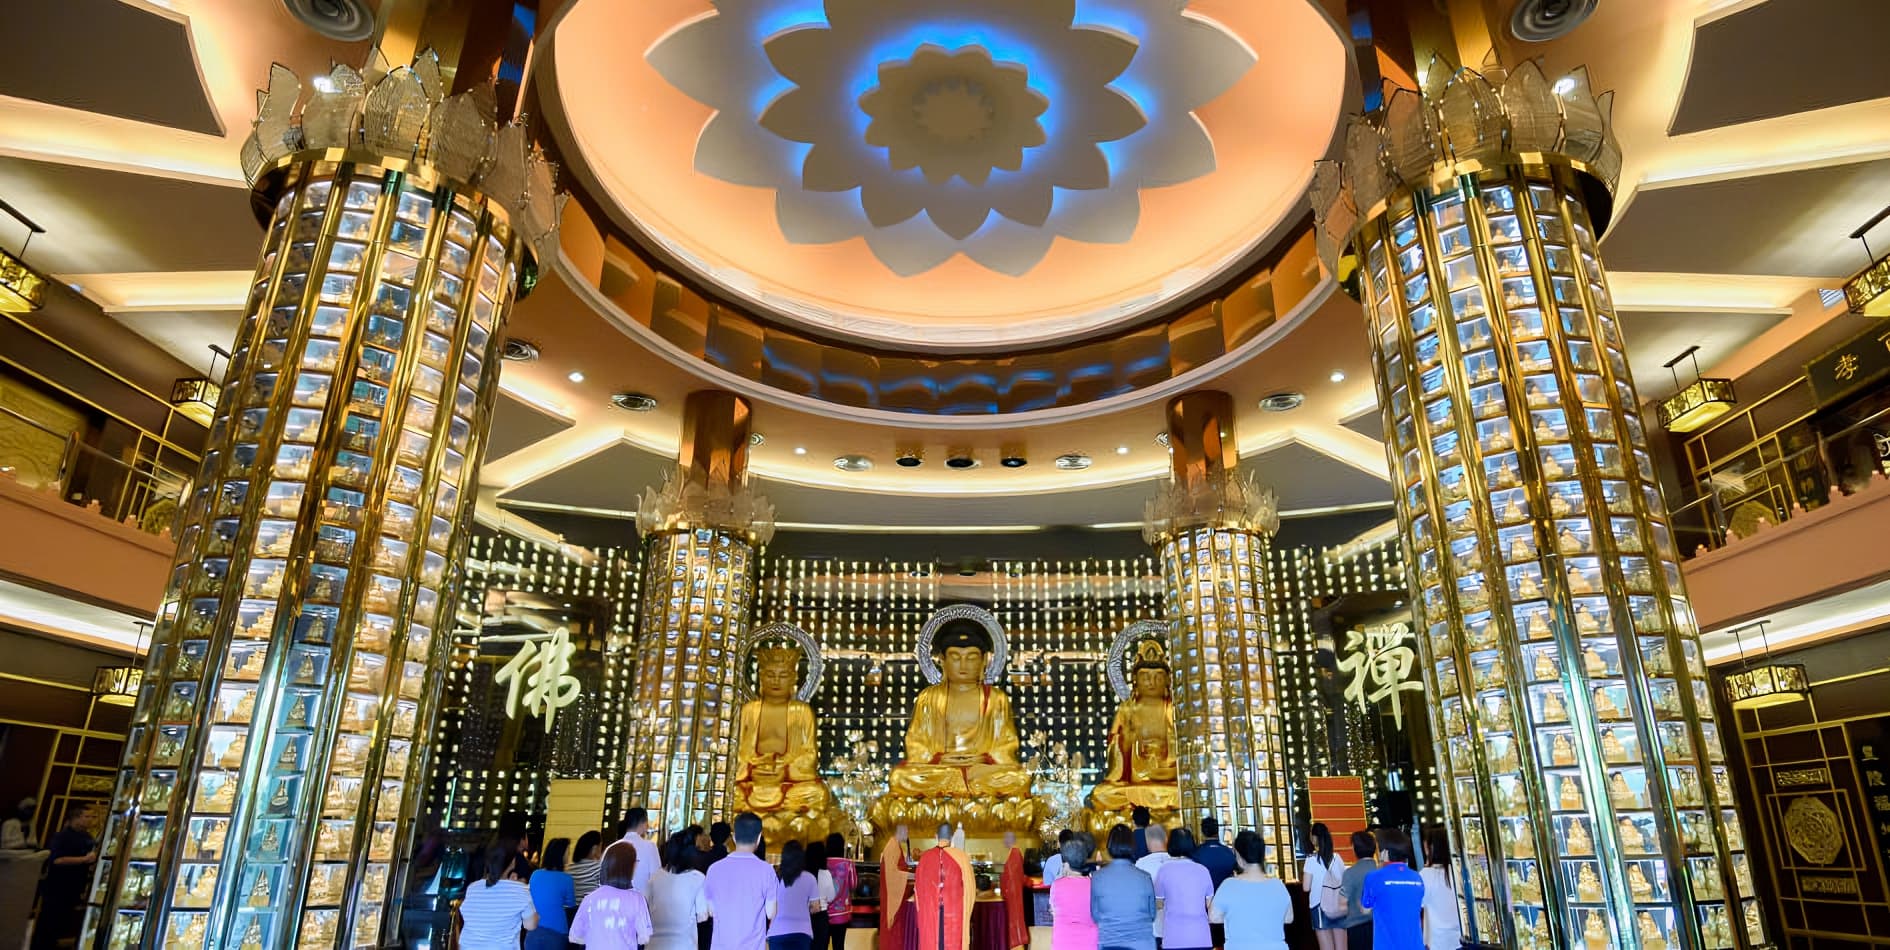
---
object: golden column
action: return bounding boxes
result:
[1310,61,1760,948]
[1143,391,1291,877]
[628,390,775,831]
[84,52,556,950]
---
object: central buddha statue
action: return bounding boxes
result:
[731,643,841,843]
[1083,639,1179,834]
[875,618,1041,838]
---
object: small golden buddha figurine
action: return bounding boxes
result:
[168,914,207,950]
[1503,778,1529,812]
[1619,816,1651,853]
[185,867,217,903]
[1601,729,1628,762]
[1697,859,1724,899]
[268,778,293,812]
[1725,816,1744,851]
[1608,770,1636,806]
[1532,417,1556,443]
[278,741,300,771]
[1581,910,1608,950]
[1516,573,1542,600]
[333,739,361,772]
[285,697,309,728]
[315,822,341,859]
[1488,738,1518,771]
[1677,768,1703,805]
[218,735,247,769]
[1559,775,1583,810]
[1482,695,1512,730]
[1556,527,1581,554]
[1532,651,1558,681]
[226,648,264,679]
[371,823,396,858]
[203,777,236,812]
[1541,689,1567,721]
[1501,494,1525,523]
[1575,864,1603,902]
[1527,611,1553,640]
[1568,566,1596,594]
[1493,459,1520,487]
[1541,454,1566,479]
[1744,901,1762,941]
[1566,818,1593,855]
[1510,819,1534,858]
[1549,492,1573,517]
[1480,656,1507,690]
[1583,646,1607,676]
[162,688,193,721]
[1551,733,1576,766]
[1509,866,1540,903]
[248,873,271,907]
[228,689,256,724]
[238,919,264,949]
[1628,864,1654,899]
[1704,906,1731,945]
[1636,911,1667,950]
[347,660,379,692]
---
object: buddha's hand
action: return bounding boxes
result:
[939,753,982,766]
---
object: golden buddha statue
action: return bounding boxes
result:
[875,618,1040,836]
[1086,640,1180,829]
[1566,818,1592,855]
[730,643,842,843]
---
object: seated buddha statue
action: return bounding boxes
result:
[877,619,1040,837]
[730,643,840,842]
[1086,640,1179,827]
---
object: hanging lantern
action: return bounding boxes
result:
[92,620,150,707]
[1723,620,1809,710]
[169,345,228,426]
[1844,204,1890,316]
[1656,345,1736,433]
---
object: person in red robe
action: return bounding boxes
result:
[880,825,913,950]
[998,831,1029,950]
[913,824,975,950]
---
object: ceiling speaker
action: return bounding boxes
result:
[1509,0,1598,42]
[282,0,375,42]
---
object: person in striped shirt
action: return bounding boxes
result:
[572,832,606,903]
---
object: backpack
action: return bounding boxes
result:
[1317,858,1348,919]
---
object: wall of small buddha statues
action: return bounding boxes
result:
[428,528,1433,842]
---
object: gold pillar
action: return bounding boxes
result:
[1312,62,1759,949]
[84,53,553,950]
[1145,392,1291,877]
[628,391,773,831]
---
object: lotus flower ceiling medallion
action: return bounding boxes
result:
[647,0,1255,277]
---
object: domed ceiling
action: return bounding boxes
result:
[545,0,1350,347]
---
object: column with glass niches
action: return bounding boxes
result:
[86,54,556,950]
[1311,61,1761,949]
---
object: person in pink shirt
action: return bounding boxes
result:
[572,841,654,950]
[1049,832,1099,950]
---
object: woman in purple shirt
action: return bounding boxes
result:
[1154,830,1215,950]
[766,841,827,950]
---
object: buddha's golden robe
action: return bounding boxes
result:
[889,684,1031,797]
[1087,695,1180,810]
[731,699,834,813]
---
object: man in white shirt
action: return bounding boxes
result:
[618,806,662,898]
[1133,825,1174,949]
[1040,830,1073,885]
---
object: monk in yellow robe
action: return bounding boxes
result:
[879,825,912,950]
[731,644,839,840]
[888,621,1031,798]
[998,831,1028,950]
[913,825,975,950]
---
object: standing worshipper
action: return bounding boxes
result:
[619,807,663,899]
[529,838,578,950]
[824,833,858,950]
[1090,826,1155,950]
[0,798,37,850]
[459,844,540,950]
[1153,830,1212,950]
[1359,831,1422,950]
[1191,819,1235,950]
[1048,832,1097,950]
[1133,826,1173,949]
[1040,830,1073,886]
[572,841,655,950]
[999,831,1029,950]
[1338,832,1378,950]
[1209,831,1291,950]
[767,841,827,950]
[30,804,99,950]
[804,841,837,950]
[651,831,711,950]
[1301,824,1349,950]
[704,822,733,870]
[1417,829,1461,950]
[913,825,975,950]
[705,813,780,950]
[878,825,913,950]
[1128,808,1152,860]
[572,832,606,903]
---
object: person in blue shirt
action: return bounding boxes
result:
[1091,824,1157,950]
[529,837,578,950]
[1359,829,1424,950]
[1191,818,1237,889]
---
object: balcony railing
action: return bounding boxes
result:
[0,402,191,534]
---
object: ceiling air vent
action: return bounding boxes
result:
[281,0,375,42]
[1509,0,1598,42]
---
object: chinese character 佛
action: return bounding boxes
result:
[1336,622,1425,729]
[495,626,583,729]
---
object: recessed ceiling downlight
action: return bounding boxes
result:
[834,454,874,472]
[500,338,541,362]
[1054,453,1092,471]
[1509,0,1598,42]
[281,0,374,41]
[895,453,923,468]
[610,392,660,412]
[999,456,1028,469]
[749,432,765,446]
[944,455,979,470]
[1259,391,1305,412]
